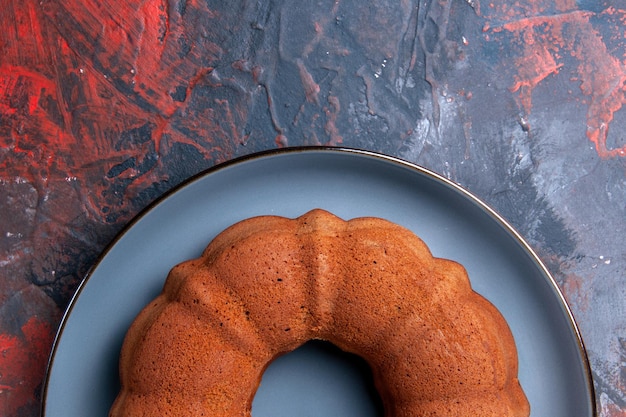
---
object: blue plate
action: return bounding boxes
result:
[43,147,596,417]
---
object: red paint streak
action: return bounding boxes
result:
[484,3,626,158]
[324,95,343,145]
[296,59,321,105]
[602,394,626,417]
[5,0,49,69]
[132,0,225,117]
[0,317,54,415]
[275,134,288,148]
[605,406,626,417]
[0,65,55,116]
[508,43,563,118]
[40,0,224,124]
[0,63,77,182]
[1,0,248,224]
[561,272,589,313]
[16,1,39,39]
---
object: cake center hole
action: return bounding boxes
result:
[252,340,384,417]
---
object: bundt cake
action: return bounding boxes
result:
[109,209,530,417]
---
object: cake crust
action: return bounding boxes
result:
[110,209,530,417]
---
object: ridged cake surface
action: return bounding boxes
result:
[110,209,530,417]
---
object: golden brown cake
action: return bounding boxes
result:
[109,209,529,417]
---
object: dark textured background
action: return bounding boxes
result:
[1,0,624,415]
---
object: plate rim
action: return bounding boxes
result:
[41,145,597,416]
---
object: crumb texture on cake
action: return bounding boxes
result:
[109,209,530,417]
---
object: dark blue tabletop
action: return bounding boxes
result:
[0,0,624,416]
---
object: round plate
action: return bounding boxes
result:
[43,147,595,417]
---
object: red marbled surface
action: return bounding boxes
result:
[1,0,625,416]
